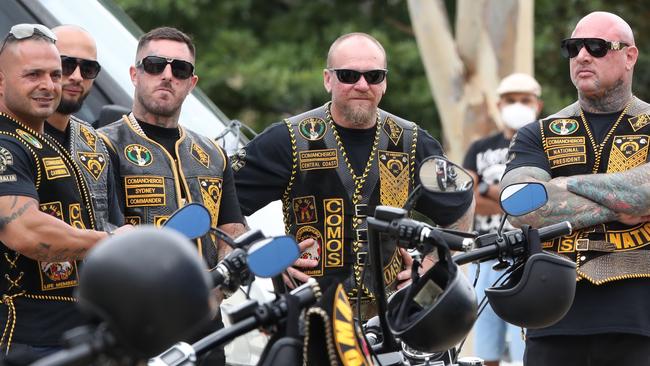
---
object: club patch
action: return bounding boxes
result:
[78,125,97,151]
[298,117,327,141]
[0,147,16,183]
[16,129,42,149]
[628,114,650,132]
[293,196,318,225]
[299,149,338,171]
[39,260,78,291]
[231,148,246,172]
[549,119,579,135]
[199,177,223,227]
[40,201,64,220]
[77,152,106,180]
[382,117,403,146]
[124,144,153,167]
[124,175,166,207]
[332,284,371,366]
[42,157,71,180]
[191,142,210,168]
[324,198,344,268]
[125,216,141,226]
[378,150,409,207]
[607,135,649,173]
[544,136,587,169]
[296,225,323,276]
[154,215,170,227]
[68,203,86,229]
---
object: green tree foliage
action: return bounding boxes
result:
[115,0,650,138]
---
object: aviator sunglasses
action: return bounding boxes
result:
[136,55,195,80]
[329,69,387,85]
[61,56,101,79]
[0,23,57,53]
[560,38,629,59]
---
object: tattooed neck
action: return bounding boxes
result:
[578,79,632,113]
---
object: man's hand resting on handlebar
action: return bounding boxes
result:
[283,238,318,289]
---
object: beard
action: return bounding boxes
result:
[56,93,88,115]
[340,103,376,128]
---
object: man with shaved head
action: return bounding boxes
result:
[46,25,122,231]
[503,12,650,365]
[234,32,474,318]
[0,24,129,363]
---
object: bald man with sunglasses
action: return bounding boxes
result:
[233,32,474,319]
[502,12,650,365]
[44,25,123,232]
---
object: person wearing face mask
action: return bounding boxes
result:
[462,73,543,366]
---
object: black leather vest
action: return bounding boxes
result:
[283,103,417,301]
[539,97,650,284]
[99,114,226,268]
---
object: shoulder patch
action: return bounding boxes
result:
[124,144,153,167]
[382,116,403,145]
[299,117,327,141]
[191,142,210,168]
[628,114,650,132]
[549,119,579,135]
[78,125,98,151]
[16,129,42,149]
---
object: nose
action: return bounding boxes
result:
[575,44,592,63]
[353,75,370,90]
[67,65,83,83]
[161,63,174,80]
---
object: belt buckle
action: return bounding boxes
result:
[355,204,368,217]
[576,239,589,251]
[356,228,368,242]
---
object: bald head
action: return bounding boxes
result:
[52,25,97,60]
[327,32,387,69]
[573,11,635,46]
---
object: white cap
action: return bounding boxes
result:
[496,73,542,97]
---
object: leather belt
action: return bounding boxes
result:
[575,239,617,252]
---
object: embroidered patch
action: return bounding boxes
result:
[332,284,372,366]
[606,221,650,250]
[607,135,649,173]
[298,117,327,141]
[199,177,223,227]
[39,260,78,290]
[292,195,318,225]
[191,142,210,168]
[383,117,403,146]
[124,144,153,167]
[628,114,650,132]
[68,203,86,229]
[16,129,42,149]
[0,147,16,183]
[124,216,141,226]
[40,201,64,220]
[124,175,166,207]
[231,148,246,172]
[545,136,587,169]
[549,119,579,135]
[378,150,409,207]
[299,149,338,171]
[296,225,323,276]
[324,198,344,268]
[42,157,71,180]
[154,215,170,227]
[78,125,97,151]
[77,152,106,180]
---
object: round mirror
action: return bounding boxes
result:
[418,156,473,193]
[247,236,300,278]
[164,203,211,239]
[500,183,548,216]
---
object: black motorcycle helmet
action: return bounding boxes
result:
[76,226,216,357]
[485,226,576,329]
[386,239,478,353]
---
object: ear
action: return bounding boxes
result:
[323,68,332,93]
[626,45,639,71]
[0,71,5,96]
[189,74,198,91]
[129,65,137,86]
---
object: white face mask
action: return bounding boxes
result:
[500,103,537,130]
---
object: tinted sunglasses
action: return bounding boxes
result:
[136,55,194,80]
[61,56,101,79]
[329,69,387,85]
[560,38,629,58]
[1,23,57,53]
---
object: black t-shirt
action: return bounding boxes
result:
[0,138,39,199]
[505,111,650,338]
[44,122,124,228]
[235,120,473,227]
[107,120,244,226]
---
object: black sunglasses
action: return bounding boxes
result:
[560,38,629,59]
[329,68,387,85]
[61,56,101,79]
[1,23,57,54]
[136,55,194,80]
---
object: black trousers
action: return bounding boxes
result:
[524,334,650,366]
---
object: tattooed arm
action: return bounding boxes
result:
[216,222,247,261]
[0,195,109,262]
[565,162,650,216]
[501,166,617,229]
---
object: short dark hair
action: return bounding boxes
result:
[136,27,195,61]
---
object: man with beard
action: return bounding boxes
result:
[99,27,245,365]
[45,25,122,231]
[233,32,474,318]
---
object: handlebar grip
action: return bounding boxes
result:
[538,221,572,241]
[422,227,473,251]
[211,266,226,288]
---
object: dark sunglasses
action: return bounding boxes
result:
[329,68,387,85]
[136,55,194,80]
[560,38,629,59]
[61,56,101,79]
[1,23,57,54]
